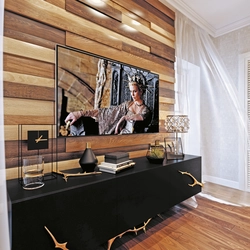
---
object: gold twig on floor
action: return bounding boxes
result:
[53,170,102,182]
[179,171,203,187]
[44,226,69,250]
[107,218,152,250]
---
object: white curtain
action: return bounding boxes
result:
[0,0,11,249]
[175,11,246,189]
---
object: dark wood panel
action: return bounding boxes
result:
[5,141,148,169]
[66,0,175,62]
[4,115,55,125]
[4,82,55,101]
[4,10,65,48]
[4,54,54,79]
[113,0,175,33]
[4,28,62,50]
[45,0,65,9]
[78,0,122,21]
[66,133,166,152]
[150,43,175,62]
[66,33,172,76]
[133,0,175,24]
[145,0,175,20]
[122,42,175,76]
[160,103,174,112]
[159,87,175,99]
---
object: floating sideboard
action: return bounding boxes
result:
[7,155,202,250]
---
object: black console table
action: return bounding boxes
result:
[7,155,202,250]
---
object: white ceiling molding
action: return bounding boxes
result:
[160,0,250,37]
[216,15,250,37]
[161,0,216,36]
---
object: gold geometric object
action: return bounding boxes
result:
[44,226,69,250]
[107,218,152,250]
[53,170,102,182]
[179,171,203,187]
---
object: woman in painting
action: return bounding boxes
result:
[64,74,152,135]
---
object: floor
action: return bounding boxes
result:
[99,182,250,250]
[200,182,250,206]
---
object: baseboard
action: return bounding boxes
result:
[202,175,239,190]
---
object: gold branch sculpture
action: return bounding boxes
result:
[107,218,152,250]
[179,171,203,187]
[44,226,69,250]
[54,170,102,182]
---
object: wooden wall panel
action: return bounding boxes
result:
[4,11,65,49]
[4,0,175,179]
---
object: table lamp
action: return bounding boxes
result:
[164,115,190,159]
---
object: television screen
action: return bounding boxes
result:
[56,45,159,137]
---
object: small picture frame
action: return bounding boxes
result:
[164,137,184,160]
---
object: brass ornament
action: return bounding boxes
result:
[44,226,68,250]
[107,218,152,250]
[54,170,102,182]
[179,171,203,187]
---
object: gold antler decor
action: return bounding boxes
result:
[44,226,69,250]
[179,171,203,187]
[54,170,102,182]
[107,218,152,250]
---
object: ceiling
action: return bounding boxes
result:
[161,0,250,37]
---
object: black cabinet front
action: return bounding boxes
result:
[7,155,201,250]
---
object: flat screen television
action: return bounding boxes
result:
[56,45,159,137]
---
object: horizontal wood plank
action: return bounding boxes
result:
[4,10,65,48]
[66,132,166,152]
[122,43,174,77]
[114,0,175,33]
[45,0,65,9]
[3,71,55,88]
[66,32,172,76]
[66,0,175,61]
[4,37,54,63]
[4,98,54,125]
[78,0,122,22]
[4,82,55,101]
[145,0,175,20]
[121,14,174,48]
[4,54,54,79]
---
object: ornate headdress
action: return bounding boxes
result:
[127,72,147,94]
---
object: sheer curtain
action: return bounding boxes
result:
[0,0,11,249]
[175,11,247,189]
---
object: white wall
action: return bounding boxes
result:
[213,25,250,190]
[213,25,250,91]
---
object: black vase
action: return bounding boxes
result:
[79,143,98,172]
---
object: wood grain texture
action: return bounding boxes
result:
[113,0,175,33]
[4,54,54,79]
[3,71,55,88]
[99,194,250,250]
[66,32,172,76]
[4,10,65,49]
[45,0,65,9]
[3,0,176,177]
[66,133,166,152]
[121,14,174,48]
[78,0,122,22]
[4,37,54,63]
[66,0,175,60]
[145,0,175,20]
[4,82,54,101]
[4,98,54,125]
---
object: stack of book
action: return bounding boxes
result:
[98,152,135,174]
